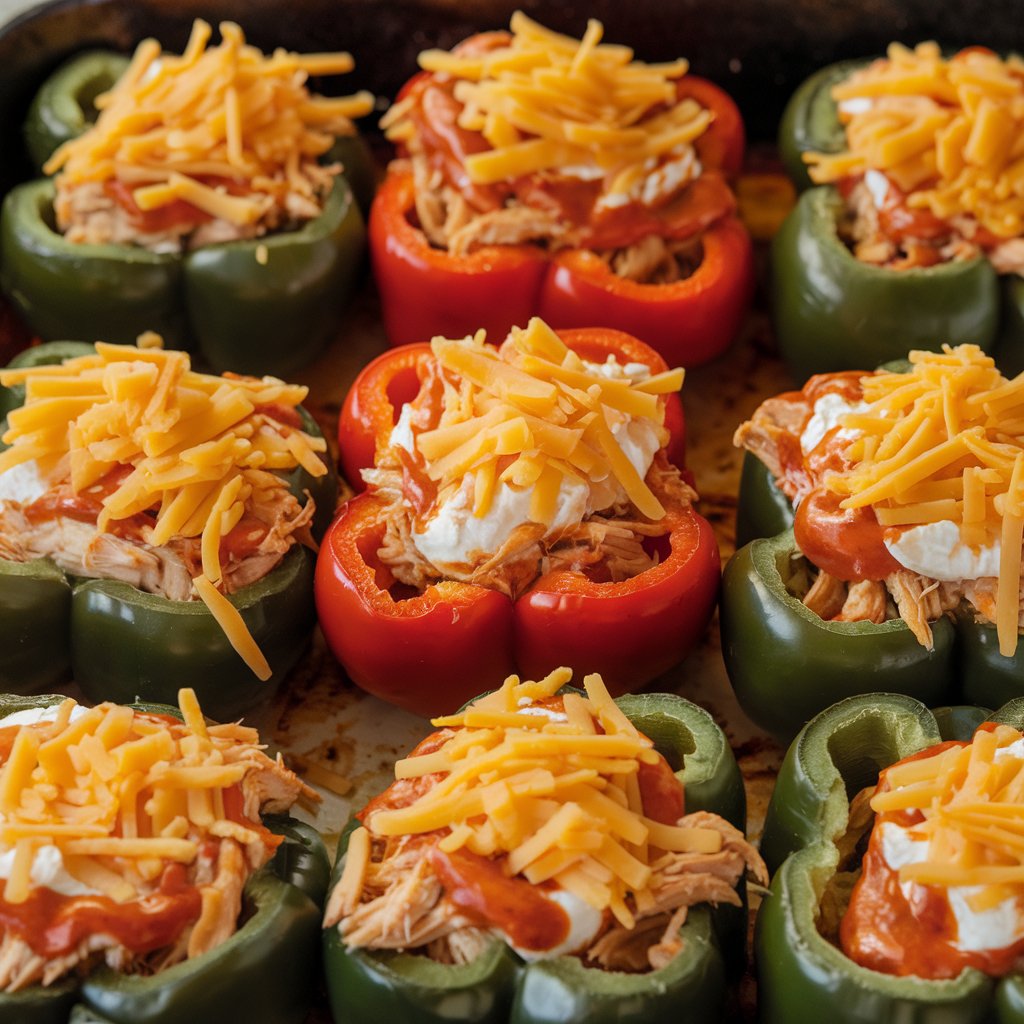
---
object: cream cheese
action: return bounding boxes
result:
[800,392,869,454]
[885,520,1001,583]
[0,843,100,898]
[0,459,52,505]
[879,820,1024,953]
[509,888,605,961]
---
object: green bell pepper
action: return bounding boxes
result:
[0,693,330,1024]
[775,57,1024,381]
[22,51,130,174]
[770,185,1000,382]
[727,437,1024,739]
[323,690,746,1024]
[756,691,1024,1023]
[0,342,337,718]
[0,171,365,377]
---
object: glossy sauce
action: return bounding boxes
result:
[841,734,1024,979]
[24,466,151,542]
[105,180,212,233]
[0,863,201,958]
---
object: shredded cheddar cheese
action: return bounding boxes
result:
[44,19,374,225]
[381,12,709,190]
[352,668,722,927]
[871,724,1024,896]
[0,689,275,905]
[826,344,1024,656]
[0,337,327,678]
[414,318,682,525]
[806,42,1024,240]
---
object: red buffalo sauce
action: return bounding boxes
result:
[841,732,1024,979]
[0,864,201,959]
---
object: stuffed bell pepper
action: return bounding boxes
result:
[0,687,329,1024]
[370,12,753,365]
[773,42,1024,379]
[722,343,1024,740]
[323,667,765,1024]
[0,336,337,719]
[316,316,720,715]
[757,691,1024,1023]
[1,19,372,376]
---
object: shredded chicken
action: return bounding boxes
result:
[732,395,811,495]
[54,166,335,255]
[803,570,847,621]
[404,149,706,284]
[0,477,312,601]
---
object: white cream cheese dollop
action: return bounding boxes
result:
[396,357,662,570]
[800,392,869,455]
[0,459,52,505]
[509,888,605,961]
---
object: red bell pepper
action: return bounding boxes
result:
[537,214,754,367]
[314,477,719,716]
[317,324,716,715]
[369,74,753,365]
[337,327,687,490]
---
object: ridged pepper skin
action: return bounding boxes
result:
[720,530,958,742]
[770,186,1000,383]
[0,696,330,1024]
[756,692,1024,1024]
[0,174,365,377]
[0,342,336,717]
[22,51,129,173]
[323,691,744,1024]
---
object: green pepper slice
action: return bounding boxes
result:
[323,691,746,1024]
[756,692,1024,1023]
[0,343,335,715]
[720,530,958,742]
[771,186,1000,383]
[22,51,130,173]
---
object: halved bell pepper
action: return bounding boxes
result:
[0,342,338,719]
[0,694,331,1024]
[336,327,687,490]
[323,690,745,1024]
[0,173,365,377]
[726,459,1024,739]
[774,58,1023,380]
[321,326,712,715]
[756,691,1024,1023]
[316,483,719,716]
[771,186,1000,382]
[369,73,753,366]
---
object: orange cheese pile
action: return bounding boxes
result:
[0,688,269,905]
[410,318,682,525]
[382,12,709,190]
[826,344,1024,656]
[807,41,1024,239]
[335,668,723,928]
[0,335,327,678]
[872,724,1024,903]
[44,19,374,225]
